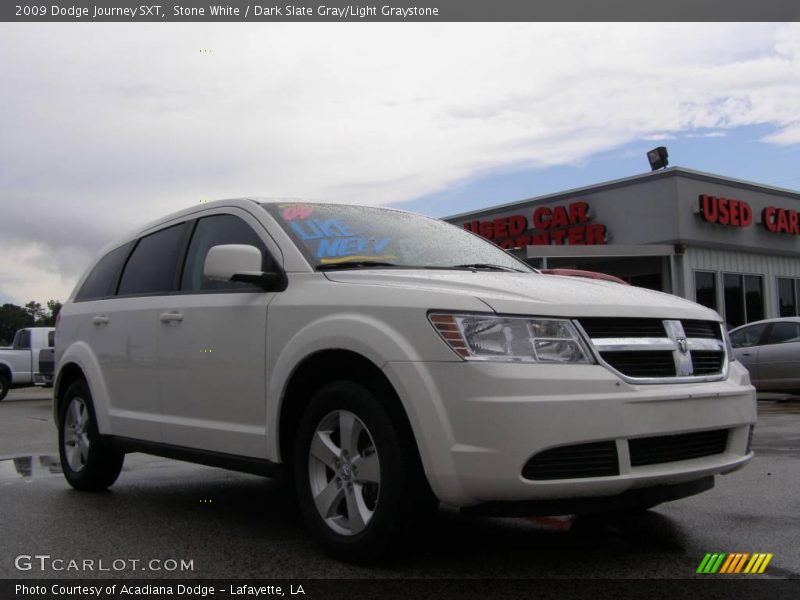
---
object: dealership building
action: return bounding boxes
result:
[445,167,800,329]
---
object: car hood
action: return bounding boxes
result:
[324,270,721,320]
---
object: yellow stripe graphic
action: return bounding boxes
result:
[743,554,758,573]
[745,553,769,573]
[753,554,767,573]
[757,554,773,574]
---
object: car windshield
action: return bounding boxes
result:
[261,202,535,272]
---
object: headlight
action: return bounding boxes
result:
[429,313,595,364]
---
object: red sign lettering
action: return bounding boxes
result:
[463,215,528,240]
[699,195,752,227]
[762,206,800,235]
[462,201,605,248]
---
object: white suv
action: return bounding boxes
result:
[55,199,755,560]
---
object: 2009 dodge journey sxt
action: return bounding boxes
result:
[54,199,755,561]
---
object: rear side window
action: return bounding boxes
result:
[13,330,31,350]
[730,323,768,348]
[765,321,800,345]
[75,243,133,301]
[118,224,186,296]
[47,331,55,347]
[181,215,273,292]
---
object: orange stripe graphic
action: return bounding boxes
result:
[720,554,737,574]
[734,553,750,573]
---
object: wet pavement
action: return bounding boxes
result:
[1,387,798,580]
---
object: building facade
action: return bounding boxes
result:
[445,167,800,329]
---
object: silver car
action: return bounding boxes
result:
[730,317,800,394]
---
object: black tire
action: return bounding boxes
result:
[294,379,436,562]
[58,380,124,491]
[0,373,9,401]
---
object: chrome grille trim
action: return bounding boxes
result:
[591,338,725,352]
[574,319,729,384]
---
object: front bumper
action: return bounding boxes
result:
[383,359,756,507]
[462,476,715,517]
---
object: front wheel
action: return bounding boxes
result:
[294,380,435,562]
[58,380,124,491]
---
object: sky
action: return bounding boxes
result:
[1,22,799,306]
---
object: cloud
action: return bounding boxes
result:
[685,131,728,138]
[0,22,799,304]
[0,241,85,305]
[761,122,800,145]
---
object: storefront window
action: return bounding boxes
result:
[723,273,764,328]
[744,275,764,323]
[694,271,717,311]
[777,277,800,317]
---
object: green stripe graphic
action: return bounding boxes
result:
[696,554,713,574]
[709,553,726,573]
[697,553,727,574]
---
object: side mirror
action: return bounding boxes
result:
[203,245,287,291]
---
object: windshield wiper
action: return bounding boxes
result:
[450,263,524,272]
[317,261,401,271]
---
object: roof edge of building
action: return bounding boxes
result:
[445,167,800,221]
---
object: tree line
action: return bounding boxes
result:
[0,300,62,346]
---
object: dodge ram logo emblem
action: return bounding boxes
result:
[677,338,689,354]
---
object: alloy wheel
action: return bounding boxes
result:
[63,396,90,472]
[307,410,380,536]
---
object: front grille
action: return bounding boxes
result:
[522,441,619,480]
[579,318,665,338]
[681,320,722,339]
[578,318,726,381]
[629,429,729,467]
[690,350,725,375]
[600,351,676,378]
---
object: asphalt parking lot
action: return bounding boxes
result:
[1,387,798,581]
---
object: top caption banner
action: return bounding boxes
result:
[4,0,800,22]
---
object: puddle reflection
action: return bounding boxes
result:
[0,455,62,479]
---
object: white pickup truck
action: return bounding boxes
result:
[0,327,56,401]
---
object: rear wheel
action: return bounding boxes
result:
[58,380,124,490]
[294,379,435,562]
[0,373,9,401]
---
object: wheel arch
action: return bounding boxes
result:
[54,342,112,433]
[275,349,425,480]
[54,362,87,419]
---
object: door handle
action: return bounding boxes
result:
[91,315,109,325]
[741,352,752,357]
[159,312,184,323]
